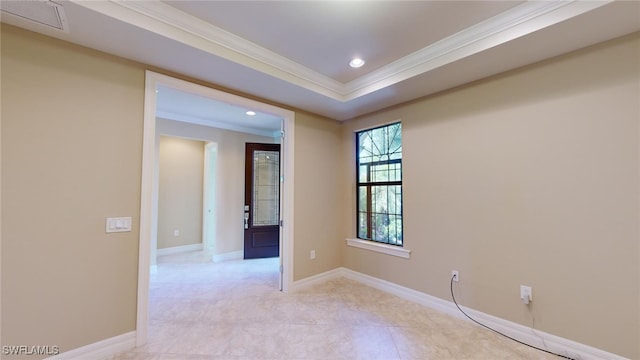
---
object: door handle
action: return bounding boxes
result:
[244,212,249,229]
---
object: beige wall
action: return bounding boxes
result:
[293,113,345,280]
[156,119,276,255]
[157,136,204,249]
[1,25,144,358]
[342,33,640,359]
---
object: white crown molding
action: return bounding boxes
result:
[71,0,611,103]
[342,0,612,100]
[70,0,344,101]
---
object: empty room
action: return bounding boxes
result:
[1,1,638,360]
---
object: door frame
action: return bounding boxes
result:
[137,70,295,346]
[203,141,217,251]
[244,142,281,259]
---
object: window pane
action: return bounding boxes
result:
[370,185,402,243]
[359,164,368,182]
[358,186,367,212]
[370,163,388,182]
[252,150,279,226]
[358,123,402,165]
[356,122,402,246]
[389,214,403,245]
[358,212,368,239]
[370,162,401,182]
[358,186,368,238]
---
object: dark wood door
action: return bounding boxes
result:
[244,143,280,259]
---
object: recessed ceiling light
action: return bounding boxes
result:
[349,58,365,68]
[246,110,256,116]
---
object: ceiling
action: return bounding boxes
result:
[155,84,284,137]
[2,1,639,131]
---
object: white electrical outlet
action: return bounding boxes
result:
[520,285,532,304]
[174,229,180,237]
[452,270,459,282]
[310,250,316,260]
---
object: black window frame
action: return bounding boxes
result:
[356,122,403,246]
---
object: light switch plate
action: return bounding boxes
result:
[106,217,132,233]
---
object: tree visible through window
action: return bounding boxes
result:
[356,122,402,245]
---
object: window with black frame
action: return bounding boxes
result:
[356,122,402,245]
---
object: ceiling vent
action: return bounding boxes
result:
[1,0,68,33]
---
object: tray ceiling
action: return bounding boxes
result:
[2,1,638,124]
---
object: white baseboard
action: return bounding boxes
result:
[46,331,135,360]
[291,267,343,292]
[212,250,243,263]
[156,243,203,256]
[301,267,628,360]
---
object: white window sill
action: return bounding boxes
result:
[346,238,411,259]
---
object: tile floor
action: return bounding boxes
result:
[112,251,558,359]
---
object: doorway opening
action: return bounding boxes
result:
[137,71,295,346]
